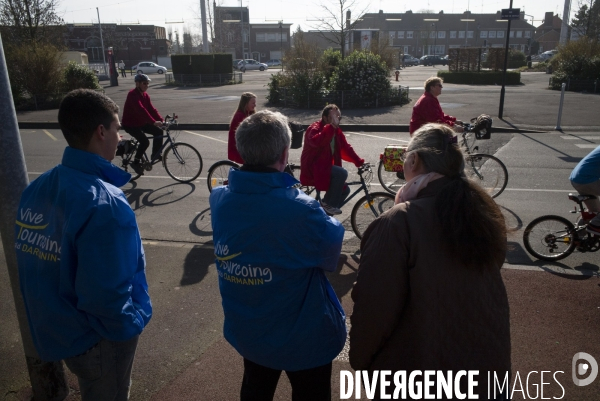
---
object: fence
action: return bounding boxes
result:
[549,77,599,93]
[165,72,243,87]
[269,86,410,109]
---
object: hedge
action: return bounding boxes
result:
[171,54,233,75]
[437,70,521,85]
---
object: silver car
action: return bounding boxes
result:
[238,59,268,71]
[133,61,168,74]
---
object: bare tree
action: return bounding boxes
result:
[0,0,64,44]
[310,0,369,58]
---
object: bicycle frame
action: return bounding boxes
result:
[122,117,179,165]
[316,165,376,206]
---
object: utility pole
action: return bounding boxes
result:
[200,0,209,52]
[97,8,107,76]
[499,1,516,119]
[559,0,572,45]
[0,33,69,401]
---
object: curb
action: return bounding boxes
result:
[17,122,543,134]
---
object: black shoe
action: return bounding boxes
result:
[130,160,145,175]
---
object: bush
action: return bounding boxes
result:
[61,61,101,92]
[320,49,342,88]
[329,51,391,99]
[437,70,521,85]
[5,42,64,98]
[549,37,600,89]
[508,50,527,68]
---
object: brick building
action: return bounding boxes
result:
[534,12,563,53]
[64,23,171,68]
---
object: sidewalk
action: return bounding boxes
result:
[1,241,599,401]
[15,70,600,133]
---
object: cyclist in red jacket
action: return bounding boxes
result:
[228,92,256,164]
[300,104,365,216]
[409,77,463,136]
[121,74,164,175]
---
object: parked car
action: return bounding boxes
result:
[132,61,168,74]
[233,59,243,70]
[420,55,447,66]
[539,50,557,61]
[237,59,269,71]
[401,54,419,67]
[265,59,282,67]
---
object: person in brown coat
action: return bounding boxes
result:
[349,123,511,400]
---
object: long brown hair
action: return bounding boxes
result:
[235,92,256,117]
[408,124,507,269]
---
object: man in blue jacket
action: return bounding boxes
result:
[210,110,346,401]
[15,89,152,400]
[571,145,600,234]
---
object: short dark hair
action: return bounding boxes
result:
[58,89,119,149]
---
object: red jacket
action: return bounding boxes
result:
[121,89,162,128]
[409,91,456,135]
[228,111,246,164]
[300,120,364,191]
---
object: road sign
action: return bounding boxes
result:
[501,8,521,20]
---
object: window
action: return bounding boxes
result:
[509,31,514,38]
[459,31,465,38]
[398,31,404,38]
[256,33,265,42]
[438,31,445,38]
[497,31,504,38]
[480,31,488,38]
[227,32,234,42]
[421,31,428,38]
[467,31,473,38]
[389,31,395,39]
[429,31,435,39]
[524,30,531,38]
[489,31,496,38]
[516,30,522,38]
[406,31,413,38]
[450,31,457,38]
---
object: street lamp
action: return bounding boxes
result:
[279,21,283,71]
[432,23,437,54]
[127,27,132,76]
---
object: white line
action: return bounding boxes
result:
[503,188,572,193]
[184,131,227,144]
[43,130,57,141]
[575,144,599,148]
[346,132,409,143]
[561,136,600,140]
[27,172,207,181]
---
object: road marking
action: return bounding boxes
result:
[184,131,227,143]
[347,132,409,143]
[575,144,599,148]
[43,130,57,141]
[27,172,207,180]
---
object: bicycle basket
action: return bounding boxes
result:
[288,121,304,149]
[469,114,492,140]
[382,145,407,172]
[116,139,135,157]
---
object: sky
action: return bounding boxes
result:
[58,0,579,35]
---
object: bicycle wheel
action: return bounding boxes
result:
[377,161,406,195]
[465,153,508,198]
[206,160,239,192]
[163,143,203,183]
[350,192,395,239]
[523,215,576,261]
[288,164,316,197]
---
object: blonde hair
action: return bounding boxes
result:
[424,77,443,92]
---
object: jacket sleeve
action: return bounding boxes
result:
[338,130,364,167]
[145,95,163,122]
[416,95,455,128]
[349,208,409,370]
[305,123,335,148]
[228,112,245,164]
[74,203,152,341]
[301,205,344,272]
[125,91,159,126]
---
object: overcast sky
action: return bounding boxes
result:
[59,0,578,35]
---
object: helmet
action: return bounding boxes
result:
[134,73,151,83]
[470,114,492,139]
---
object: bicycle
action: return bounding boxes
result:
[523,193,600,261]
[206,160,315,196]
[114,114,203,183]
[377,120,508,198]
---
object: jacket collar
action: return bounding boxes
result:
[415,176,454,199]
[228,168,299,194]
[61,147,131,187]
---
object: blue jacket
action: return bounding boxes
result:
[570,145,600,185]
[15,147,152,361]
[209,168,346,371]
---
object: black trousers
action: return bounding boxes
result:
[240,358,332,401]
[123,124,163,160]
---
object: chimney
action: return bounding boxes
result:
[544,12,553,25]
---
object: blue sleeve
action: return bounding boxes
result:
[298,202,344,272]
[74,203,152,341]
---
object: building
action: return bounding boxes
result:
[301,10,537,57]
[213,3,291,62]
[535,12,563,53]
[63,23,171,68]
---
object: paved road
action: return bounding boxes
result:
[2,69,600,400]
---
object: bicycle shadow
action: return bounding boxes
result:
[120,180,197,212]
[189,207,213,238]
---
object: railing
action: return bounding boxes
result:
[549,77,599,93]
[268,86,410,109]
[165,72,243,86]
